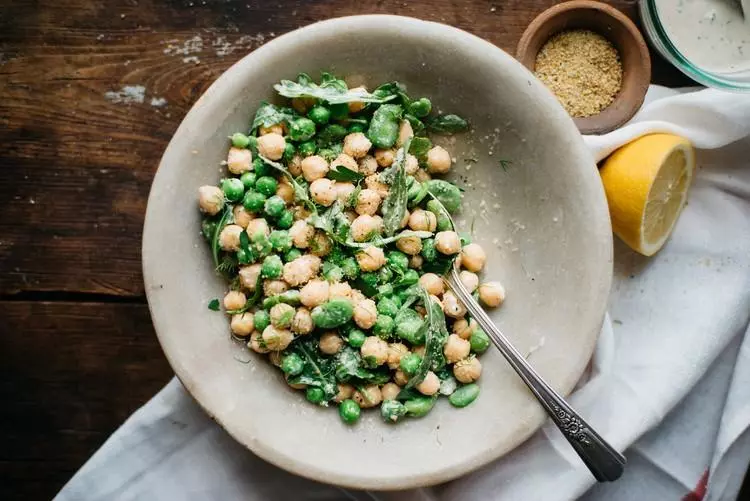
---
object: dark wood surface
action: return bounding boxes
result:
[0,0,713,499]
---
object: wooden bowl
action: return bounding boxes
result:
[516,0,651,135]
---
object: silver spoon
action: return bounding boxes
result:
[446,264,626,482]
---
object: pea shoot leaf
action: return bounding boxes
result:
[258,154,316,212]
[327,165,364,183]
[274,79,394,105]
[425,114,469,134]
[287,338,338,403]
[251,102,297,131]
[409,136,432,161]
[207,299,221,311]
[211,206,233,269]
[372,81,411,105]
[380,137,412,236]
[226,275,264,315]
[335,346,391,384]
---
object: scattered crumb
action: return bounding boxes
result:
[104,85,146,104]
[150,97,168,107]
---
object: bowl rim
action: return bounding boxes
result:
[516,0,651,135]
[143,14,613,489]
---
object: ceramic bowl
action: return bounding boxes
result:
[143,15,612,490]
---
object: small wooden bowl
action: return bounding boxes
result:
[516,0,651,135]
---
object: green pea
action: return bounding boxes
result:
[268,229,292,252]
[246,135,259,154]
[284,247,302,262]
[400,353,422,376]
[276,210,294,230]
[339,399,361,424]
[236,248,252,265]
[378,266,393,284]
[254,310,270,331]
[329,103,349,120]
[289,117,316,142]
[395,309,425,345]
[323,263,344,283]
[360,272,379,294]
[404,396,436,417]
[386,250,409,271]
[381,400,407,423]
[347,329,366,348]
[460,233,471,246]
[348,122,366,133]
[340,257,359,280]
[425,179,462,213]
[470,328,490,353]
[373,314,394,338]
[318,124,348,145]
[426,199,452,231]
[307,105,331,125]
[448,383,480,408]
[408,98,432,118]
[377,284,394,298]
[253,157,273,177]
[306,386,326,404]
[243,190,266,212]
[421,239,437,262]
[297,140,317,157]
[231,132,251,148]
[221,178,245,202]
[367,104,402,148]
[262,290,301,309]
[255,176,278,197]
[311,299,354,329]
[281,353,304,376]
[264,195,286,218]
[240,171,257,189]
[377,297,399,318]
[283,142,296,162]
[261,255,283,279]
[397,269,419,287]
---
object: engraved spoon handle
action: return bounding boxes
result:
[447,266,625,482]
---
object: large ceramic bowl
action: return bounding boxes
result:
[143,15,612,490]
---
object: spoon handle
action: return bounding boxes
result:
[447,268,625,482]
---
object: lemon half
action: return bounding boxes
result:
[600,134,695,256]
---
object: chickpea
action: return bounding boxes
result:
[396,235,422,256]
[365,174,389,198]
[282,254,320,287]
[387,343,409,370]
[409,254,423,269]
[350,288,367,304]
[343,133,372,159]
[230,312,254,336]
[276,180,295,204]
[270,303,295,329]
[478,282,506,307]
[347,86,368,113]
[301,155,329,182]
[443,333,471,363]
[218,224,243,251]
[293,205,312,221]
[453,318,477,340]
[246,218,270,237]
[358,155,378,176]
[393,369,409,386]
[334,383,354,403]
[329,281,352,299]
[360,336,388,366]
[227,146,252,174]
[269,351,283,367]
[300,279,330,308]
[198,185,224,215]
[257,133,286,160]
[400,209,410,229]
[261,325,293,351]
[292,97,316,114]
[248,331,269,353]
[334,182,356,204]
[310,231,332,257]
[459,270,479,292]
[238,264,262,290]
[434,231,461,255]
[319,332,344,355]
[374,148,395,167]
[416,371,440,396]
[289,220,314,249]
[288,154,303,177]
[356,246,386,272]
[404,154,419,175]
[381,382,401,401]
[291,307,314,335]
[353,299,378,329]
[344,210,357,223]
[232,205,253,228]
[263,279,289,297]
[454,356,482,383]
[442,291,467,319]
[309,178,337,207]
[353,384,382,408]
[426,145,452,174]
[397,120,414,147]
[408,209,437,232]
[223,290,247,310]
[286,376,307,390]
[351,214,380,242]
[416,274,441,296]
[355,189,381,216]
[259,124,284,136]
[414,168,432,183]
[461,243,487,272]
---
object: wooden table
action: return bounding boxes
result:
[0,1,699,499]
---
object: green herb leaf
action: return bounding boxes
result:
[274,79,393,105]
[335,346,391,384]
[380,137,412,236]
[211,206,233,269]
[409,136,432,161]
[287,338,338,403]
[425,114,469,134]
[371,81,411,105]
[225,274,264,314]
[327,165,364,182]
[207,298,221,311]
[499,159,512,172]
[251,102,297,131]
[258,154,316,212]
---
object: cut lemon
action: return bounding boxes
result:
[600,133,695,256]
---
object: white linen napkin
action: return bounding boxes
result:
[56,87,750,501]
